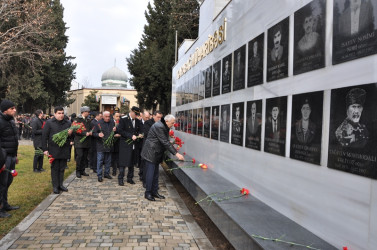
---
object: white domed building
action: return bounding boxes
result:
[66,65,138,115]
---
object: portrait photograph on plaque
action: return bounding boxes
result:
[294,0,326,75]
[222,53,232,94]
[192,109,198,135]
[197,108,204,136]
[212,60,221,96]
[333,0,377,64]
[247,33,264,87]
[211,106,220,140]
[203,107,211,138]
[264,96,287,156]
[205,66,212,98]
[328,83,377,179]
[245,100,262,150]
[220,104,230,143]
[267,17,289,82]
[290,91,324,165]
[199,71,205,100]
[233,45,246,91]
[231,102,244,146]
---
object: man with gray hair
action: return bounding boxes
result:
[73,106,92,178]
[141,114,184,201]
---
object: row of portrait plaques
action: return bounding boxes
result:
[176,0,377,106]
[176,82,377,180]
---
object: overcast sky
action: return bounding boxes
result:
[60,0,151,89]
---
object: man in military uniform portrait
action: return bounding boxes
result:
[335,88,369,148]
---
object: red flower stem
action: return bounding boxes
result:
[250,235,321,250]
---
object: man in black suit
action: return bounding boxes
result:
[89,112,102,173]
[31,109,45,173]
[117,106,143,186]
[265,106,281,141]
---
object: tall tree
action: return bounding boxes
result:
[82,90,99,111]
[127,0,199,114]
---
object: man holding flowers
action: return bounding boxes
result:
[42,106,73,194]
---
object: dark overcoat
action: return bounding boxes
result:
[92,119,115,153]
[72,115,92,148]
[31,117,44,148]
[42,117,72,159]
[117,115,142,167]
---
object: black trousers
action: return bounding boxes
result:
[112,152,119,173]
[118,150,136,182]
[90,147,97,170]
[51,159,67,189]
[75,148,89,173]
[0,156,16,210]
[33,147,44,170]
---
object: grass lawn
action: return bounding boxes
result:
[0,145,76,239]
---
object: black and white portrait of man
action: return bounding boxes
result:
[220,104,230,143]
[247,34,264,87]
[245,100,262,150]
[231,102,244,146]
[222,53,232,94]
[233,45,246,91]
[212,60,221,96]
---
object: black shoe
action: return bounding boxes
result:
[127,180,135,184]
[81,172,89,176]
[33,169,40,173]
[0,211,11,218]
[4,205,20,211]
[98,177,103,182]
[59,186,68,192]
[38,168,45,172]
[104,174,113,179]
[152,193,165,199]
[53,188,60,194]
[144,194,155,201]
[118,180,124,186]
[76,172,81,178]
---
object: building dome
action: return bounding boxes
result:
[101,66,128,88]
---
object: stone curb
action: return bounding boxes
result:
[0,171,76,249]
[160,166,214,250]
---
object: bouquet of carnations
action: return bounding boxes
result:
[52,124,82,147]
[103,120,119,148]
[35,147,44,156]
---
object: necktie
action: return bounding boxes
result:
[131,119,135,128]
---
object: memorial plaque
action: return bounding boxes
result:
[290,91,324,165]
[245,100,262,150]
[267,17,289,82]
[197,108,204,136]
[294,0,326,75]
[192,109,198,135]
[199,71,205,100]
[231,102,244,146]
[247,33,264,87]
[203,107,211,138]
[213,60,221,96]
[222,53,232,94]
[205,66,212,98]
[211,106,220,140]
[233,45,246,91]
[183,110,188,133]
[220,104,231,143]
[264,96,287,156]
[328,83,377,179]
[333,0,377,64]
[187,109,192,134]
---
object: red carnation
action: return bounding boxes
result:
[169,130,175,137]
[11,170,18,177]
[174,123,179,128]
[48,155,55,164]
[192,158,195,164]
[343,247,348,250]
[240,188,250,195]
[42,121,46,129]
[0,165,4,174]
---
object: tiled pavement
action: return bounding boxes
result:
[1,167,214,250]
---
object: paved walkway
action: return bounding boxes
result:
[1,167,213,250]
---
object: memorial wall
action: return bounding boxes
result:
[171,0,377,249]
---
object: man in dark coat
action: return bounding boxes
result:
[0,100,20,218]
[31,109,45,173]
[92,111,116,182]
[117,106,142,186]
[73,106,92,178]
[42,106,72,194]
[136,111,150,182]
[111,112,121,176]
[89,112,102,173]
[141,114,184,201]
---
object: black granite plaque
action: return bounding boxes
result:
[247,33,264,87]
[197,108,204,136]
[245,100,262,150]
[294,0,326,75]
[193,74,199,102]
[192,109,198,135]
[188,79,193,103]
[328,83,377,179]
[183,110,188,133]
[199,71,205,100]
[203,107,211,138]
[290,91,324,165]
[211,106,220,140]
[264,96,287,156]
[231,102,244,146]
[267,18,289,82]
[220,104,230,143]
[333,0,377,64]
[222,53,232,94]
[205,66,212,98]
[233,45,246,91]
[212,60,221,96]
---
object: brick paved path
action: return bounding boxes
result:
[5,167,213,250]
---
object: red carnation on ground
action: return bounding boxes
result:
[198,163,207,169]
[240,188,250,195]
[192,158,195,164]
[343,247,348,250]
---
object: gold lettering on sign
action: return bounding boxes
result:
[177,18,227,79]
